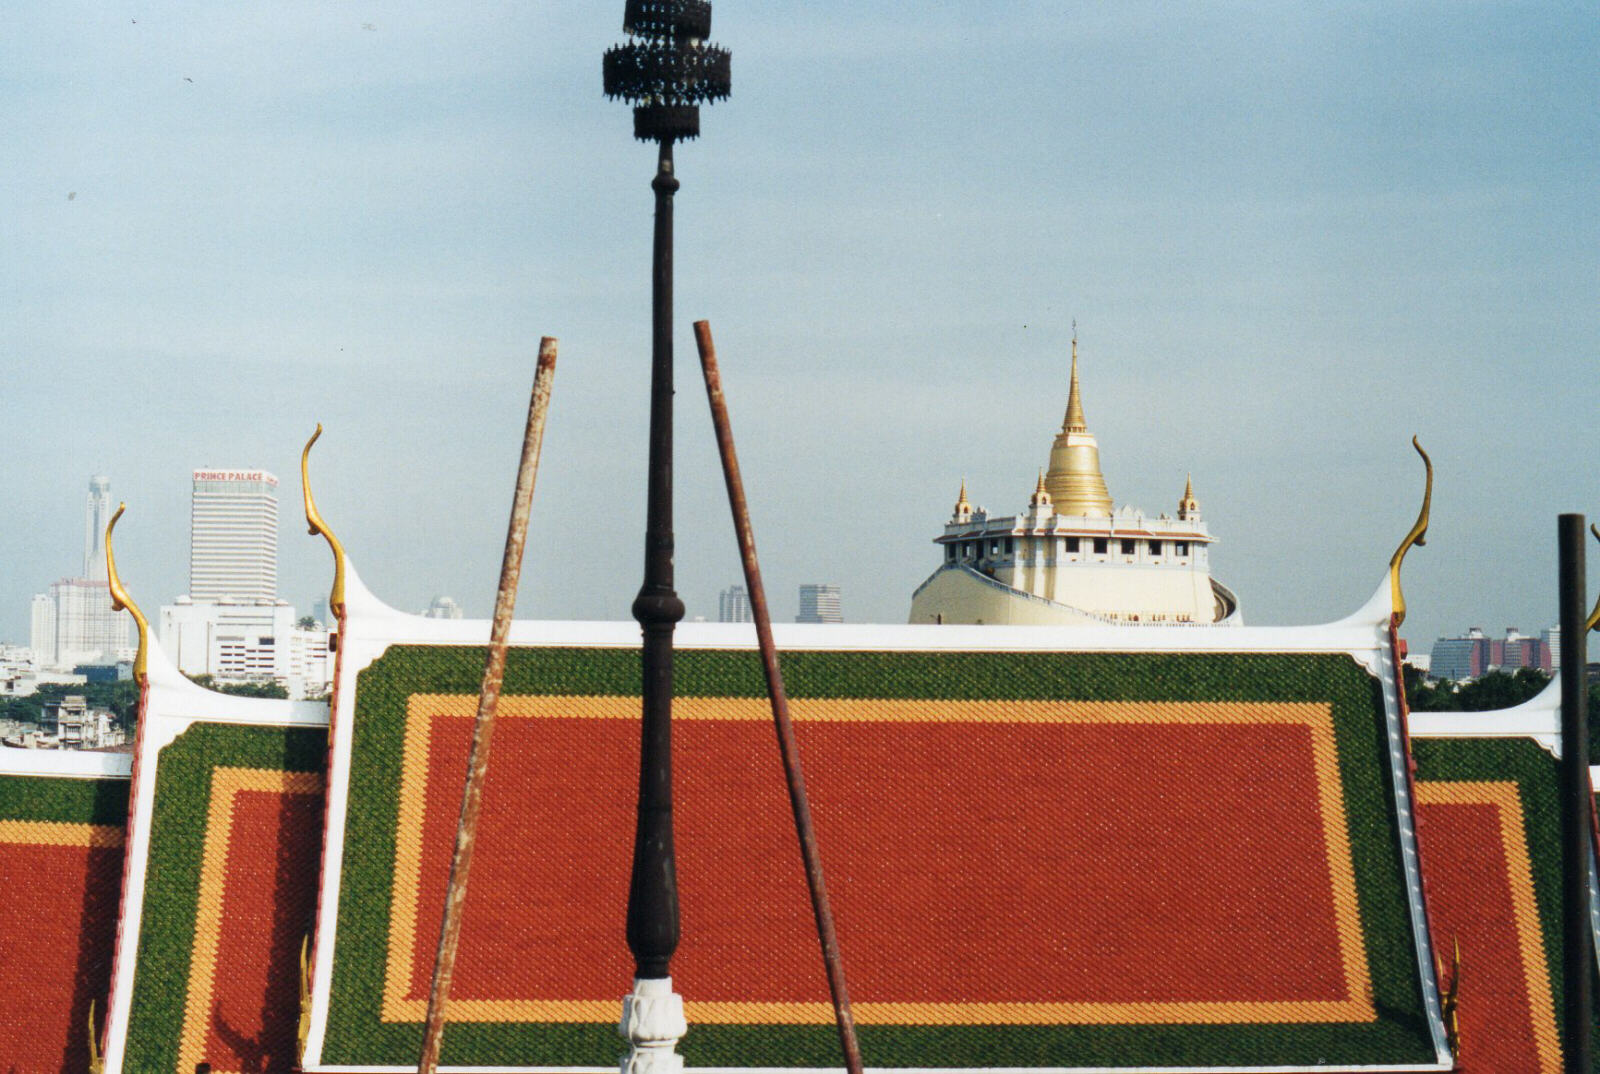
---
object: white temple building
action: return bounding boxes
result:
[909,341,1242,627]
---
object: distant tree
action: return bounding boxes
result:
[297,615,316,629]
[184,673,289,699]
[1405,667,1552,714]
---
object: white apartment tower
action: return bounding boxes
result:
[189,470,279,602]
[29,474,130,670]
[718,586,752,623]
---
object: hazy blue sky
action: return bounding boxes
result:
[4,2,1596,650]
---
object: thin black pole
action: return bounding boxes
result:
[627,137,684,981]
[1559,512,1591,1074]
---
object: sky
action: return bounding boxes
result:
[3,2,1596,651]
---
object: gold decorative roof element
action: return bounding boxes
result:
[1044,337,1114,516]
[1178,473,1200,520]
[302,425,348,621]
[1030,469,1051,507]
[1387,437,1432,628]
[105,503,149,686]
[954,478,971,516]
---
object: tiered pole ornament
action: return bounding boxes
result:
[604,6,728,1074]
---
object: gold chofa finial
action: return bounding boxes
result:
[302,425,348,620]
[87,999,104,1074]
[299,934,313,1060]
[1438,936,1461,1058]
[1387,437,1433,627]
[104,504,149,686]
[1587,523,1600,632]
[1063,336,1087,434]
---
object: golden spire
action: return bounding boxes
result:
[1044,333,1113,516]
[1031,469,1051,507]
[955,478,970,512]
[1062,333,1087,433]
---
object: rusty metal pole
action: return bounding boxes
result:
[417,338,558,1074]
[1559,513,1591,1074]
[694,321,865,1074]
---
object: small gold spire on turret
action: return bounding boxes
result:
[1044,332,1114,516]
[1031,469,1052,507]
[953,478,972,522]
[1178,473,1200,520]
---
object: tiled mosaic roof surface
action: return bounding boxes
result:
[1412,736,1599,1074]
[0,770,128,1073]
[313,644,1440,1070]
[116,722,326,1074]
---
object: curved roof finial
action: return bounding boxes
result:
[1387,437,1433,627]
[105,503,148,687]
[302,425,347,620]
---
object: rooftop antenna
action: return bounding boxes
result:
[604,5,730,1072]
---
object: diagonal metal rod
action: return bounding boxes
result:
[694,320,864,1074]
[417,337,558,1073]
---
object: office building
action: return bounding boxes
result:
[189,469,279,602]
[159,597,331,699]
[796,584,842,624]
[1427,625,1559,682]
[718,586,752,623]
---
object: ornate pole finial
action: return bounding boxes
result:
[604,0,730,143]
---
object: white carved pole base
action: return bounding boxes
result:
[620,976,687,1074]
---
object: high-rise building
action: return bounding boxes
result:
[83,474,112,581]
[189,469,279,602]
[29,475,130,670]
[718,586,752,623]
[1427,625,1558,682]
[1542,627,1560,672]
[796,584,842,624]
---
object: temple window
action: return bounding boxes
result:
[1092,537,1108,555]
[1120,538,1136,555]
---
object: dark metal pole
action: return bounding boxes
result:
[695,321,865,1074]
[627,137,685,981]
[1559,512,1591,1074]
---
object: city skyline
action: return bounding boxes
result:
[2,5,1596,648]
